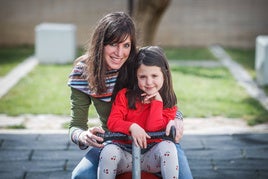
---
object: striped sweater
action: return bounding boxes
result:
[68,61,119,102]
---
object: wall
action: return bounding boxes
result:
[0,0,268,48]
[156,0,268,48]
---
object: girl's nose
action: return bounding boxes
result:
[146,78,152,85]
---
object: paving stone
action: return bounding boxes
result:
[32,149,86,160]
[0,149,31,161]
[199,135,250,149]
[185,148,243,160]
[0,134,39,150]
[25,171,71,179]
[0,160,65,172]
[191,168,221,179]
[244,148,268,159]
[233,133,268,145]
[215,169,262,179]
[214,158,268,170]
[180,135,205,149]
[187,159,213,170]
[66,159,82,171]
[0,171,25,179]
[1,134,69,150]
[1,133,268,178]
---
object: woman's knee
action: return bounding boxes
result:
[71,148,100,179]
[72,165,96,179]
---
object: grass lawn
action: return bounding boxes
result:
[0,46,267,126]
[172,66,268,125]
[164,47,217,60]
[224,47,268,94]
[0,64,100,117]
[0,46,34,76]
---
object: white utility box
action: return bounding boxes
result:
[35,23,76,64]
[255,36,268,86]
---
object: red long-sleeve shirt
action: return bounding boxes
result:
[107,88,177,139]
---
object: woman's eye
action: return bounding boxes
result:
[124,43,130,48]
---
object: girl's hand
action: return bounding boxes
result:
[79,127,105,148]
[141,92,162,104]
[129,123,151,148]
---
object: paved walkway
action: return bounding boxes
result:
[1,46,268,179]
[0,130,267,179]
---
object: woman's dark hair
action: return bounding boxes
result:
[127,46,177,109]
[83,12,137,94]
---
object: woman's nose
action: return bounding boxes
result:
[115,46,123,57]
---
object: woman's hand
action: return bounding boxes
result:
[166,118,184,143]
[129,123,151,148]
[79,127,105,148]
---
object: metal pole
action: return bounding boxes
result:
[132,142,141,179]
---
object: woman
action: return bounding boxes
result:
[68,12,192,179]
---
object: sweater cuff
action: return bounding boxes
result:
[176,111,184,121]
[71,129,88,150]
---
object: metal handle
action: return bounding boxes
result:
[96,125,176,143]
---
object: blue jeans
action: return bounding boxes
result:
[71,143,193,179]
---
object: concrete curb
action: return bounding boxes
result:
[209,45,268,111]
[0,56,38,98]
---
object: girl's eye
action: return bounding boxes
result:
[110,43,117,47]
[138,76,145,79]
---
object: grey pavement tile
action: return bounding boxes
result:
[187,159,213,170]
[182,134,254,150]
[1,133,268,179]
[68,143,82,150]
[214,159,268,170]
[32,149,86,161]
[186,148,243,160]
[0,134,39,141]
[0,134,38,149]
[233,133,268,145]
[259,171,268,179]
[191,168,222,179]
[215,169,262,179]
[0,160,65,172]
[66,159,81,171]
[0,149,31,161]
[244,147,268,159]
[180,136,205,150]
[25,171,71,179]
[0,134,69,150]
[201,135,249,149]
[0,171,25,179]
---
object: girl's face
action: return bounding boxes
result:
[104,36,131,70]
[137,64,164,95]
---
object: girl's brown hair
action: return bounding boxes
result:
[127,46,177,109]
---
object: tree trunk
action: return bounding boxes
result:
[132,0,171,46]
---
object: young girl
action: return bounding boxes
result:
[97,46,179,179]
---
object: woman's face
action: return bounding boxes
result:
[104,36,131,70]
[137,64,164,95]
